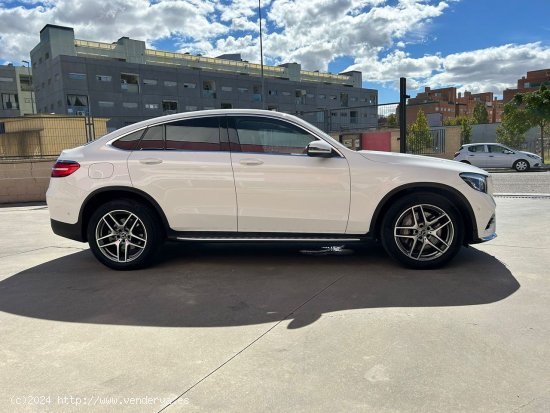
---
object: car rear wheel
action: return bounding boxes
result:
[460,160,471,164]
[87,199,162,270]
[513,159,529,172]
[381,193,464,269]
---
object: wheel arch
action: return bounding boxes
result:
[79,186,170,242]
[369,183,478,244]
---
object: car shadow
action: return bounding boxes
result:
[0,242,519,329]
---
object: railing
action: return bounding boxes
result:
[75,39,117,50]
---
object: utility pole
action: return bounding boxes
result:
[399,77,409,153]
[258,0,266,109]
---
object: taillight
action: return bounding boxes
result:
[51,161,80,177]
[453,152,460,158]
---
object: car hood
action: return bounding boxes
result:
[358,150,488,175]
[519,150,540,158]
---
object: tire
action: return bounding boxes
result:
[513,159,529,172]
[380,193,464,269]
[87,199,163,270]
[460,160,471,164]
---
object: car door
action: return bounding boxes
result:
[127,116,237,232]
[465,144,489,167]
[228,115,351,234]
[486,144,515,168]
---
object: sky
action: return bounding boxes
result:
[1,0,549,103]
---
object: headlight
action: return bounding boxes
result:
[527,154,540,160]
[460,172,487,193]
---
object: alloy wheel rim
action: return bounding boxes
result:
[95,210,147,263]
[393,204,454,261]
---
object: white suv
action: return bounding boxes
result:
[47,110,496,270]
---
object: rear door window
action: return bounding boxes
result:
[165,117,221,151]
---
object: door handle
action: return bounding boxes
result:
[489,155,494,157]
[139,158,163,165]
[239,158,264,166]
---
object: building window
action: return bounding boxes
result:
[185,105,198,111]
[96,75,112,82]
[68,73,86,80]
[164,80,177,87]
[329,95,337,100]
[202,80,216,98]
[282,91,291,96]
[184,83,196,89]
[221,86,232,92]
[238,87,248,93]
[66,94,88,115]
[268,89,278,96]
[0,77,14,83]
[143,79,157,85]
[1,93,19,110]
[98,101,114,108]
[253,85,262,102]
[122,102,138,109]
[162,100,178,113]
[221,103,232,109]
[340,93,349,107]
[203,106,215,110]
[45,52,50,60]
[145,103,159,110]
[296,89,306,105]
[121,73,140,93]
[319,94,326,99]
[350,111,358,124]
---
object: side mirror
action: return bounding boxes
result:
[307,140,336,158]
[504,150,514,154]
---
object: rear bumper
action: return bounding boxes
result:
[51,219,85,242]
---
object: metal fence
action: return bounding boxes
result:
[0,115,109,159]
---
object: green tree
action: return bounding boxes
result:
[496,103,531,149]
[460,117,473,144]
[386,113,398,128]
[408,109,432,152]
[472,101,489,124]
[510,85,550,162]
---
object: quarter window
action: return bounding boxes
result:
[111,130,145,150]
[233,117,318,155]
[138,125,164,150]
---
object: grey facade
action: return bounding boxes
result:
[0,64,35,118]
[31,25,378,131]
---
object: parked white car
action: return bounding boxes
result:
[47,110,496,270]
[454,143,542,172]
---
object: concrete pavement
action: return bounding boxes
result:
[0,198,549,412]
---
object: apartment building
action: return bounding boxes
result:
[407,86,503,125]
[0,64,35,117]
[503,68,550,102]
[30,25,378,131]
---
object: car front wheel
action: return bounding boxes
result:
[87,199,162,270]
[381,193,464,269]
[513,159,529,172]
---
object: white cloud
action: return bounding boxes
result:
[1,0,549,99]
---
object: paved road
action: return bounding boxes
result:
[0,199,549,412]
[490,170,550,194]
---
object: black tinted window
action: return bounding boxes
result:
[111,129,145,150]
[138,125,164,150]
[234,117,317,155]
[468,145,485,153]
[165,117,221,151]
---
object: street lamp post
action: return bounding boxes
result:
[21,60,35,115]
[258,0,266,109]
